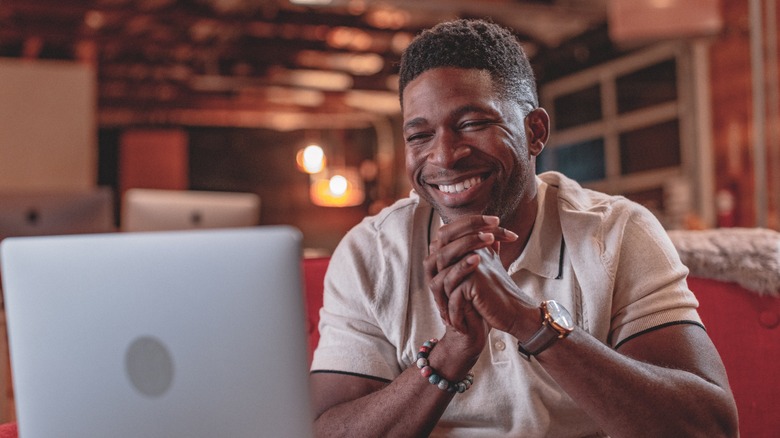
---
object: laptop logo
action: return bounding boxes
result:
[125,336,175,398]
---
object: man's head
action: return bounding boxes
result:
[399,19,549,227]
[399,19,538,110]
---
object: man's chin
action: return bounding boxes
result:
[434,205,488,225]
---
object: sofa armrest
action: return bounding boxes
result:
[689,276,780,438]
[303,257,329,363]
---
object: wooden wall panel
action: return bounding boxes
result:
[709,0,755,226]
[0,59,96,191]
[119,129,189,195]
[709,0,780,228]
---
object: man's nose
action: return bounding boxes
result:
[428,131,471,167]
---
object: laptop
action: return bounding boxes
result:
[0,226,313,437]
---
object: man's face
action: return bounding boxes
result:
[402,67,541,224]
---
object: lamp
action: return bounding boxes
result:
[295,136,367,208]
[309,167,365,207]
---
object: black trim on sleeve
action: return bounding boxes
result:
[614,320,706,350]
[310,369,392,384]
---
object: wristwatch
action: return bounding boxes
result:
[518,300,574,361]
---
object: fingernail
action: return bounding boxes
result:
[506,229,519,240]
[478,232,494,243]
[483,215,499,225]
[466,254,480,265]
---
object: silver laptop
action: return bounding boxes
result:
[0,226,313,437]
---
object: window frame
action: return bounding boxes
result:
[540,41,715,227]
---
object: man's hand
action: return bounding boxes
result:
[424,215,534,340]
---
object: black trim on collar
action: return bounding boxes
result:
[556,238,566,280]
[426,207,435,255]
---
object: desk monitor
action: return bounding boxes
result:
[121,189,260,232]
[0,188,115,240]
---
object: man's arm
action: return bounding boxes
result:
[310,326,483,437]
[535,322,737,438]
[430,215,738,438]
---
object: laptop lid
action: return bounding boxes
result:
[0,226,313,438]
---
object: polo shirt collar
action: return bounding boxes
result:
[426,178,564,279]
[507,178,564,278]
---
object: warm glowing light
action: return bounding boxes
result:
[329,175,348,195]
[309,168,365,207]
[296,144,326,174]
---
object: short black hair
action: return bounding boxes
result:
[398,19,537,109]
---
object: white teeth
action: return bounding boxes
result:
[438,176,482,194]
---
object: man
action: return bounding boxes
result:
[310,19,738,437]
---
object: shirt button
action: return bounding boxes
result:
[494,340,506,351]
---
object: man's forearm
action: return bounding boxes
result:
[314,366,454,437]
[312,335,479,437]
[535,326,739,438]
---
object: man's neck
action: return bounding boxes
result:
[498,196,538,269]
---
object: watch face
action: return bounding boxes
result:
[546,300,574,331]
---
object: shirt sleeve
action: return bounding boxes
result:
[310,222,403,381]
[608,204,702,348]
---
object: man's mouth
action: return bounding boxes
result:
[436,176,483,194]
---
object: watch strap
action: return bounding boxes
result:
[517,321,560,361]
[517,300,574,361]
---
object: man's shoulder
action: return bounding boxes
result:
[328,193,430,295]
[334,193,432,259]
[539,171,643,217]
[371,194,424,224]
[352,193,431,235]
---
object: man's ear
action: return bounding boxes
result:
[525,108,550,156]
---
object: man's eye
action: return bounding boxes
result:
[405,132,432,144]
[460,120,490,131]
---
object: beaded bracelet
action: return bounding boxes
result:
[415,338,474,393]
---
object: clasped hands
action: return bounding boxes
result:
[424,215,534,354]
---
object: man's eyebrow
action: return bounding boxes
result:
[403,105,495,132]
[403,117,427,132]
[454,104,494,118]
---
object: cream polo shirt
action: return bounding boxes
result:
[312,171,702,437]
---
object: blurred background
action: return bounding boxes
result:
[1,0,778,254]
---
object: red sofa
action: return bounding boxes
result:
[688,276,779,438]
[302,257,329,363]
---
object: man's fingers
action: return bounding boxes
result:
[433,232,495,273]
[436,215,499,245]
[429,253,481,327]
[435,215,520,249]
[428,274,450,326]
[443,255,481,331]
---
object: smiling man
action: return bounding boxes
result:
[309,19,738,437]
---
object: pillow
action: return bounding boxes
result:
[668,228,780,296]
